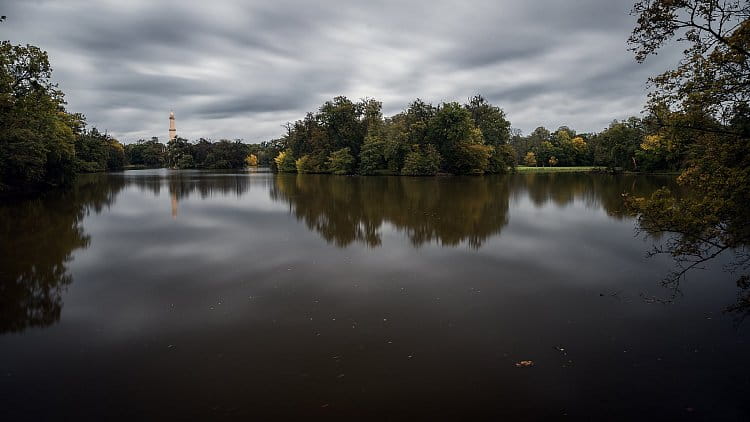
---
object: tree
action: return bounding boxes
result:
[627,0,750,306]
[465,94,511,147]
[358,135,386,175]
[245,154,258,167]
[175,154,194,169]
[74,127,125,172]
[451,135,492,174]
[401,144,441,176]
[0,42,78,194]
[428,102,485,174]
[166,137,192,168]
[488,144,517,173]
[327,147,355,175]
[274,150,297,173]
[202,140,248,169]
[524,151,537,166]
[590,119,644,170]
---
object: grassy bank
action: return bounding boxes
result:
[515,166,604,173]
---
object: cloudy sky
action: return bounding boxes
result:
[1,0,681,143]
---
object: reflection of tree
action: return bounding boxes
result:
[271,174,511,248]
[128,170,256,200]
[0,174,124,333]
[511,173,678,218]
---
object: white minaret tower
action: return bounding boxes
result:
[169,111,176,140]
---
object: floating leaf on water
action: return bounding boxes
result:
[515,360,534,368]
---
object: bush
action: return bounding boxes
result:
[452,143,492,175]
[327,147,355,175]
[296,152,327,173]
[487,144,516,173]
[176,154,195,169]
[274,150,297,173]
[524,151,537,166]
[401,145,441,176]
[358,136,386,175]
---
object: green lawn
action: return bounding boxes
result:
[515,166,604,173]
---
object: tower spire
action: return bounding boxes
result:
[169,110,176,140]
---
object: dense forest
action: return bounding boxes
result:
[269,97,687,175]
[124,137,270,170]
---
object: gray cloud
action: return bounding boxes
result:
[1,0,683,142]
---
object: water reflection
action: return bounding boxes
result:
[0,171,686,334]
[269,173,677,248]
[0,174,123,333]
[510,173,677,217]
[2,170,748,420]
[271,174,510,248]
[125,170,256,200]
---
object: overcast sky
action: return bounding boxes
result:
[1,0,681,143]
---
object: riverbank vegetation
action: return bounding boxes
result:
[624,0,749,306]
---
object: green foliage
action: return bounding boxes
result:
[465,94,511,147]
[175,153,194,169]
[125,138,165,167]
[589,118,644,170]
[274,150,297,173]
[75,128,125,172]
[327,147,355,175]
[270,95,518,176]
[147,137,251,169]
[488,144,517,173]
[166,137,191,168]
[428,102,476,172]
[358,135,387,175]
[453,142,492,175]
[401,145,441,176]
[0,41,78,194]
[202,140,249,169]
[626,0,750,300]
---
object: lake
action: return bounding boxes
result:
[1,170,748,420]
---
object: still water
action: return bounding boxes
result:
[1,170,748,420]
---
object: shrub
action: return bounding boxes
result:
[452,143,492,174]
[487,144,517,173]
[524,151,537,166]
[401,145,441,176]
[274,150,297,173]
[327,147,355,175]
[358,136,386,175]
[176,154,195,169]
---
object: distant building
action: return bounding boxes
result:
[169,111,177,140]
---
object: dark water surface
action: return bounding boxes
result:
[1,170,748,420]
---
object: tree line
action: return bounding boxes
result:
[271,95,516,176]
[124,137,271,170]
[508,115,685,172]
[264,94,692,175]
